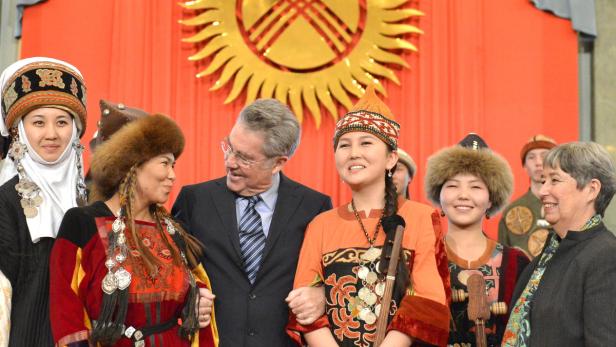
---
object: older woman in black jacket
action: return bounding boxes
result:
[502,141,616,346]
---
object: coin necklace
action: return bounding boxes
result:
[349,200,386,325]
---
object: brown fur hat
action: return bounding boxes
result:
[90,114,184,201]
[425,136,513,216]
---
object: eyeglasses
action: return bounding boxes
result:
[221,138,270,168]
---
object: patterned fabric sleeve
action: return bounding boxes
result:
[388,209,449,346]
[49,208,94,346]
[286,214,330,345]
[0,269,10,347]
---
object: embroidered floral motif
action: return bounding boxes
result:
[21,75,32,93]
[70,78,78,96]
[36,69,65,88]
[331,307,360,341]
[325,273,356,306]
[3,82,18,111]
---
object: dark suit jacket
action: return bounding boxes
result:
[510,222,616,346]
[172,174,332,347]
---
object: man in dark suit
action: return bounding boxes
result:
[172,99,332,346]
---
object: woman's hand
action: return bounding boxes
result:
[286,286,326,325]
[196,287,215,328]
[378,330,413,347]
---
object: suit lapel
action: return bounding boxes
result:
[260,174,303,264]
[212,179,243,262]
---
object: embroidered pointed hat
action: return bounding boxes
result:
[333,85,400,149]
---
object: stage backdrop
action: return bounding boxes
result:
[20,0,578,238]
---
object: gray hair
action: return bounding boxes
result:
[237,99,300,158]
[544,141,616,216]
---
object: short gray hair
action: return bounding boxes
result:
[544,142,616,216]
[237,99,301,158]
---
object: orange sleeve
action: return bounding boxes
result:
[388,207,449,346]
[287,214,330,345]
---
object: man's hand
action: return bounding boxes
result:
[286,286,326,325]
[196,287,215,328]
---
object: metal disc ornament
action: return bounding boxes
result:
[102,272,118,294]
[365,271,378,284]
[115,267,132,290]
[358,266,369,280]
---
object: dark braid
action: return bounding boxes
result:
[383,162,410,300]
[384,164,399,217]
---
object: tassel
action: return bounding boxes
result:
[111,288,130,342]
[178,280,199,339]
[90,291,118,344]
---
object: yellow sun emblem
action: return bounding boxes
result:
[180,0,422,126]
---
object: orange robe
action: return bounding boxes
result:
[287,200,449,346]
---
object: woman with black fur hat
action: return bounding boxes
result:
[287,86,450,347]
[425,134,530,346]
[49,114,219,346]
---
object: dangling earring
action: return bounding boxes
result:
[440,210,445,217]
[387,169,393,178]
[485,211,490,219]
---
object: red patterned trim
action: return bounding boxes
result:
[388,296,450,346]
[56,329,90,347]
[431,211,451,305]
[286,314,330,346]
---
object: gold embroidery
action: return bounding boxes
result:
[36,69,65,88]
[70,78,78,96]
[21,75,32,93]
[3,82,18,110]
[81,84,87,105]
[505,206,534,235]
[323,247,413,267]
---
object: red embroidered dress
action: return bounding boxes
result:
[49,202,218,347]
[286,200,450,346]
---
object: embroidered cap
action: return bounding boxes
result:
[520,134,556,164]
[0,57,87,137]
[333,85,400,149]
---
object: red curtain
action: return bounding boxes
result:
[20,0,578,238]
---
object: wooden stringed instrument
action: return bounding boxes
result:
[374,215,405,346]
[467,273,491,347]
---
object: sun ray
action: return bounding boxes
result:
[180,0,222,10]
[180,0,422,126]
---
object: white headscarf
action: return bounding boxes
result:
[0,57,86,242]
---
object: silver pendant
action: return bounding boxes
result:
[115,252,127,263]
[102,272,118,294]
[357,266,369,280]
[115,267,132,290]
[117,233,126,245]
[104,258,116,270]
[364,292,377,306]
[364,311,377,325]
[112,218,125,233]
[358,287,371,302]
[365,271,378,284]
[375,282,385,296]
[361,247,381,262]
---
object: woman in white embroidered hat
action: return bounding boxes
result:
[0,57,88,347]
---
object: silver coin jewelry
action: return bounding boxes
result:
[350,200,386,325]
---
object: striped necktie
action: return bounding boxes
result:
[238,196,266,284]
